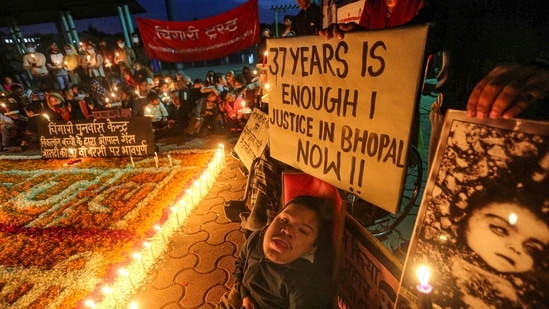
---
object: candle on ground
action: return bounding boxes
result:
[416,265,433,309]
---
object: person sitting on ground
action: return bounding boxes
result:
[145,91,169,129]
[219,92,246,133]
[198,91,222,137]
[45,91,71,121]
[0,112,16,151]
[217,195,335,309]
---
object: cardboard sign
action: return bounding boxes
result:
[38,117,155,158]
[233,108,270,170]
[338,215,403,309]
[91,108,132,119]
[397,111,549,308]
[268,25,429,213]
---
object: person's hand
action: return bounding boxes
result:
[466,64,549,119]
[241,296,257,309]
[318,22,359,40]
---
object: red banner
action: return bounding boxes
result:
[136,0,259,62]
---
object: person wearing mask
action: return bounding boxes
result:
[114,38,136,77]
[22,42,53,91]
[62,44,84,85]
[131,32,150,68]
[83,44,105,80]
[97,39,116,82]
[46,42,70,90]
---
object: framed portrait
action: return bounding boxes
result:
[397,110,549,309]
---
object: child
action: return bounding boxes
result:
[145,91,169,129]
[217,195,335,309]
[459,186,549,274]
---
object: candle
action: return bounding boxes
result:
[416,265,433,309]
[132,252,147,273]
[180,200,188,217]
[194,181,202,197]
[154,225,167,245]
[171,206,180,225]
[154,152,159,168]
[86,55,91,62]
[143,241,154,259]
[262,51,267,67]
[241,101,245,109]
[130,154,135,168]
[84,300,96,308]
[186,189,194,206]
[118,268,136,291]
[101,286,119,307]
[129,301,138,309]
[168,154,173,167]
[43,114,51,121]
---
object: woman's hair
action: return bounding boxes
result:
[285,195,335,265]
[457,181,549,270]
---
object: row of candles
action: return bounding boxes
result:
[84,144,225,309]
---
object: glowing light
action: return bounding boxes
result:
[84,300,96,308]
[417,265,432,293]
[508,213,517,225]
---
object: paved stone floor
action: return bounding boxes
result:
[129,148,248,309]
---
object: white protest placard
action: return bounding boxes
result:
[233,108,270,170]
[267,25,429,213]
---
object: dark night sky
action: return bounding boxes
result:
[7,0,300,35]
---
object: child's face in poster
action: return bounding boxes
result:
[465,202,549,273]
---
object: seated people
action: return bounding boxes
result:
[166,91,188,129]
[45,92,71,121]
[219,92,246,133]
[199,91,221,136]
[145,91,169,129]
[0,113,16,151]
[1,103,31,151]
[217,195,335,309]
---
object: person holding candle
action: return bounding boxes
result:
[217,195,335,309]
[22,42,53,91]
[83,44,105,80]
[114,38,136,78]
[62,44,84,85]
[219,92,245,133]
[145,91,169,130]
[46,41,70,90]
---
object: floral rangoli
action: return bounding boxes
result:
[0,149,223,308]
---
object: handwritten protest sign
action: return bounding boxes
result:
[268,25,429,213]
[234,108,270,170]
[338,215,403,309]
[38,117,155,158]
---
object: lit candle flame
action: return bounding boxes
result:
[417,265,431,288]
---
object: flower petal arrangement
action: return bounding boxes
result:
[0,149,224,308]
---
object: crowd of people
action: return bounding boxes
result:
[0,35,266,151]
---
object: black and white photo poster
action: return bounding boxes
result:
[397,110,549,309]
